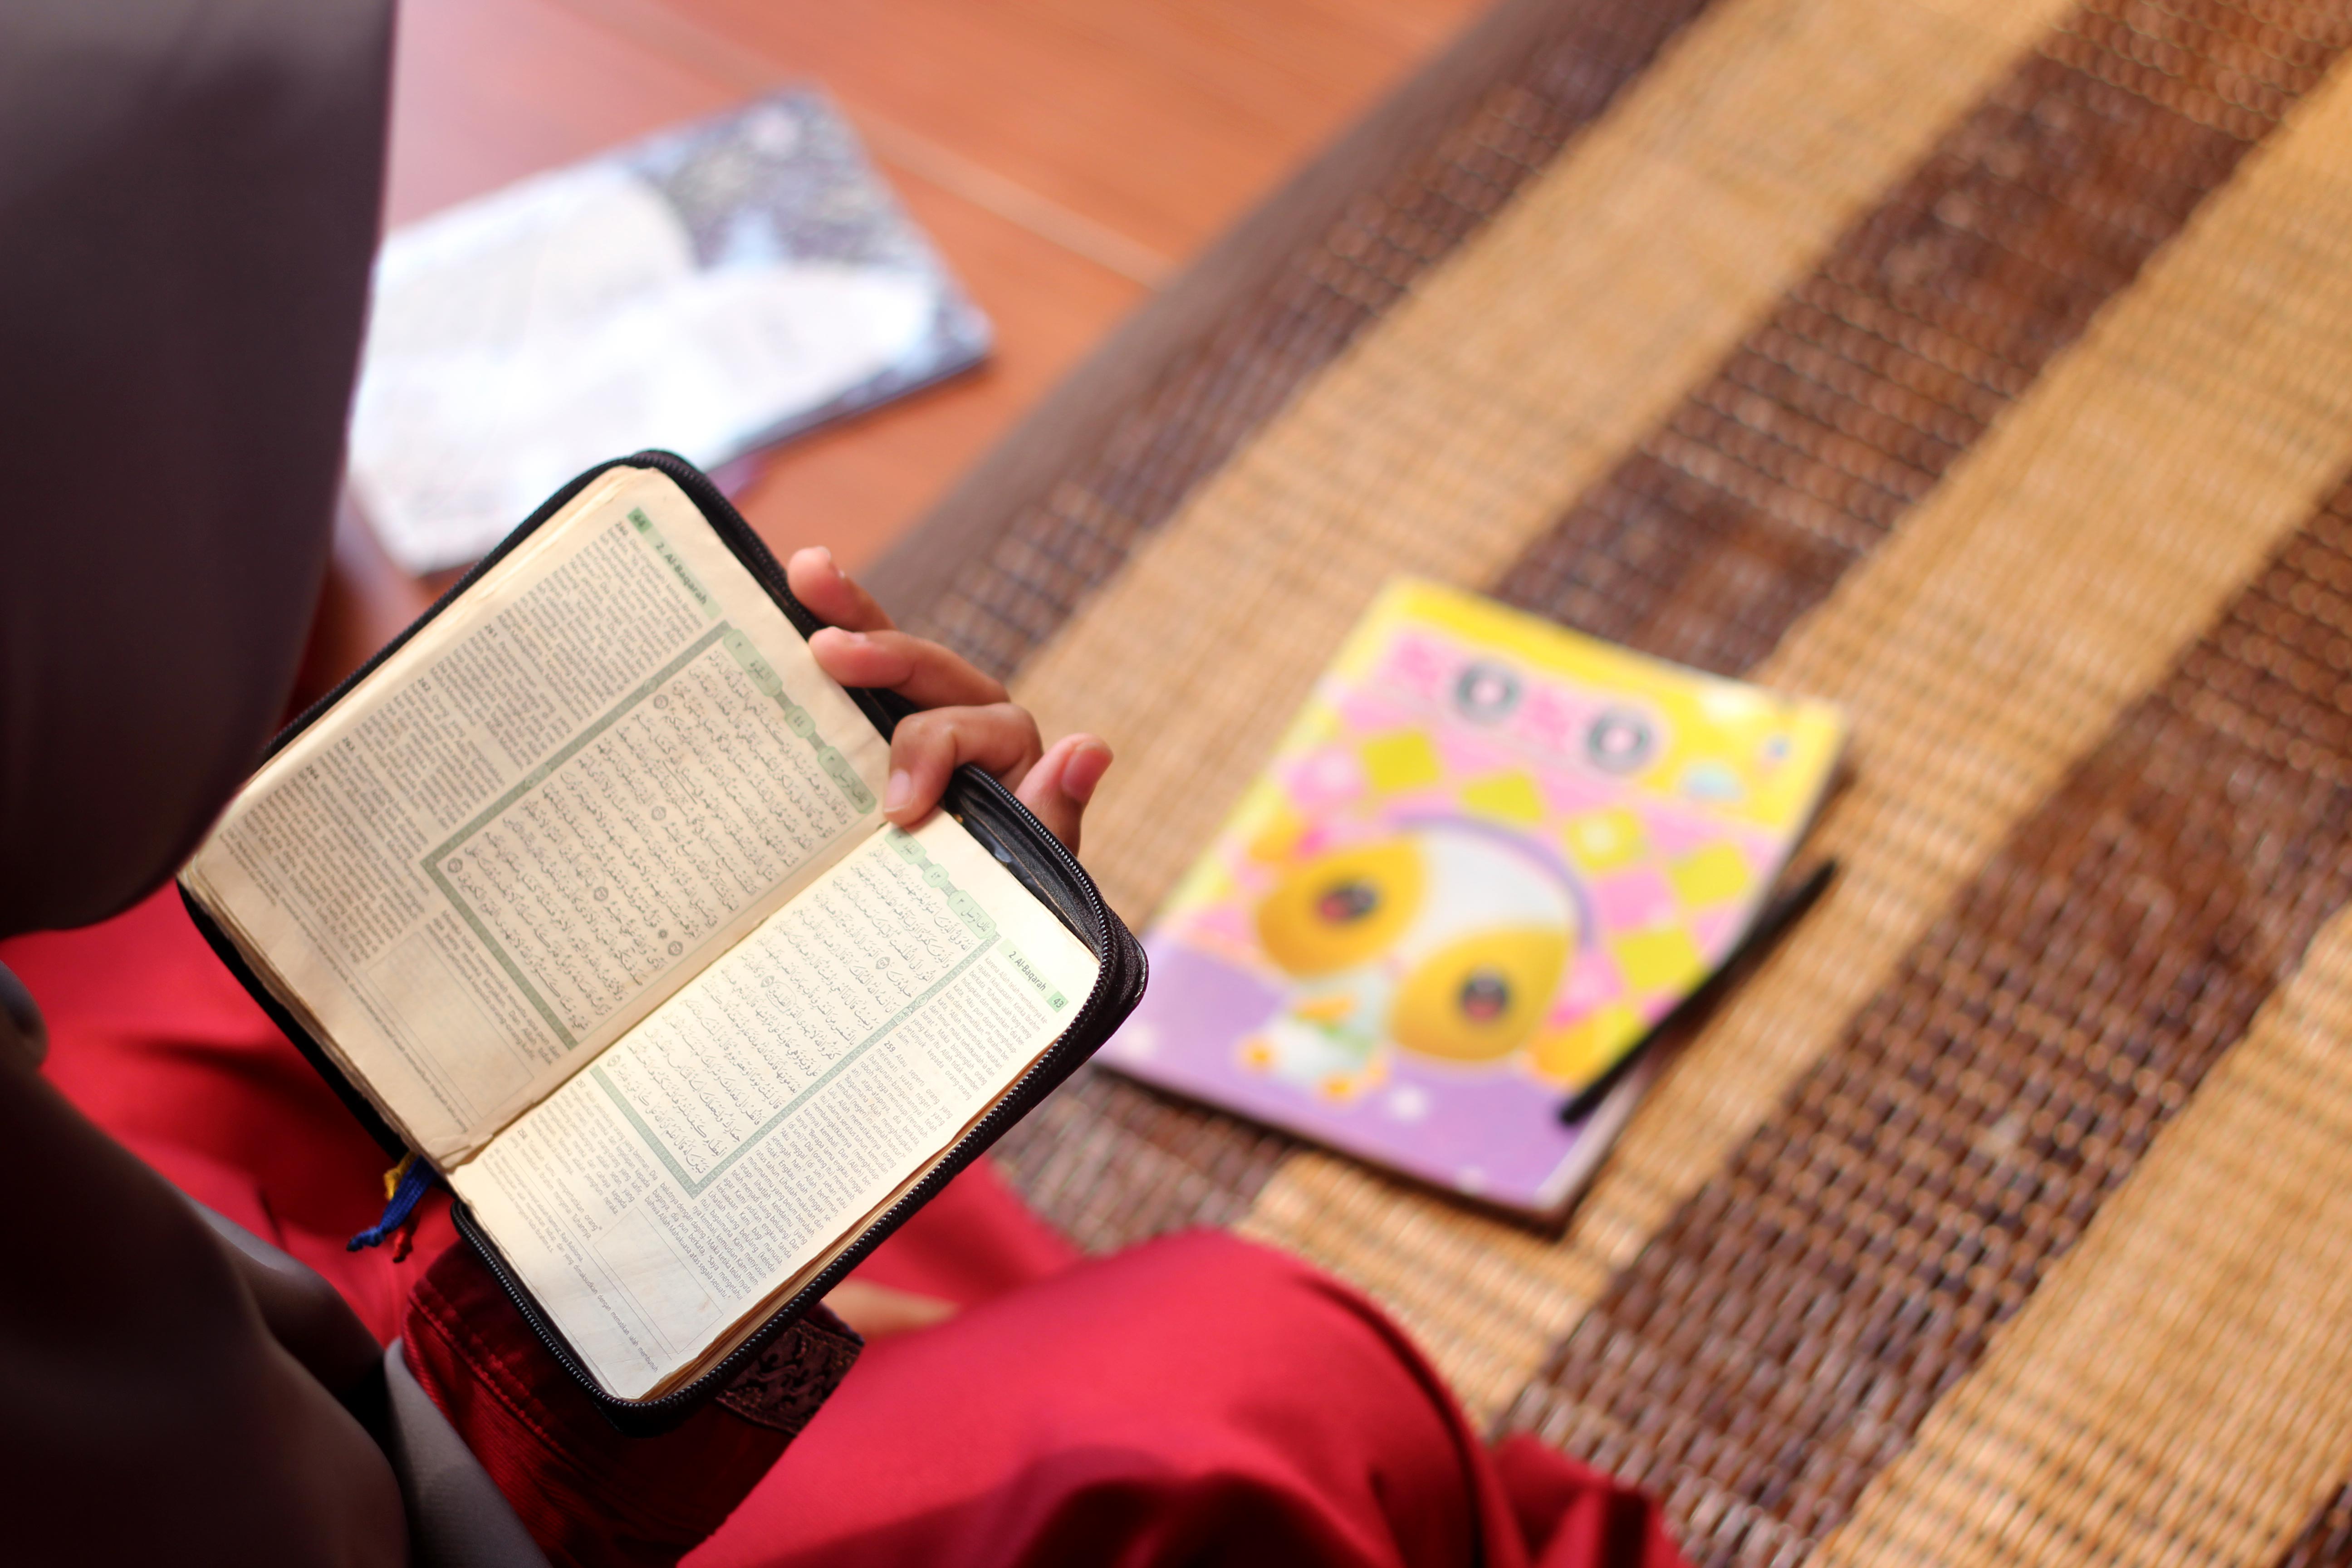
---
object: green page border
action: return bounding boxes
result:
[592,829,1002,1198]
[422,606,874,1050]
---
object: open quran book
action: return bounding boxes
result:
[181,457,1142,1428]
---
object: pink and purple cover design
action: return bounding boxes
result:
[1102,581,1844,1213]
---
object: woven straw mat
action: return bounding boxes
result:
[867,0,2352,1561]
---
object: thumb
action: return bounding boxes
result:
[1014,735,1111,853]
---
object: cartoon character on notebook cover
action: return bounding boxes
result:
[1243,819,1585,1098]
[1105,580,1845,1212]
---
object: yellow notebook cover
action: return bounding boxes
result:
[1101,579,1845,1212]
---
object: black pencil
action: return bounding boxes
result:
[1559,855,1839,1125]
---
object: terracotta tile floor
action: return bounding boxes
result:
[385,0,1485,575]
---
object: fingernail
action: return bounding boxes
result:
[812,545,838,577]
[1063,741,1111,804]
[883,769,912,812]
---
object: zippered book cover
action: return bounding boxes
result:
[1101,580,1844,1216]
[179,456,1142,1431]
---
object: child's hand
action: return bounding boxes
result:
[789,547,1111,853]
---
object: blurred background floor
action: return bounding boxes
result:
[384,0,1486,573]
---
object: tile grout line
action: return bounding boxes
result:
[547,0,1177,287]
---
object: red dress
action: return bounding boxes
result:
[4,890,1685,1568]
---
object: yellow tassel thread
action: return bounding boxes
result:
[382,1151,417,1201]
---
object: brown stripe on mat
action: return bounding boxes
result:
[2279,1484,2352,1568]
[1250,5,2352,1430]
[1493,0,2343,672]
[874,0,1720,677]
[995,0,2351,1256]
[965,0,1728,1249]
[1501,487,2352,1565]
[982,1068,1298,1253]
[1809,910,2352,1566]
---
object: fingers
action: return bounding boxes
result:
[819,1280,957,1339]
[1014,734,1112,853]
[794,547,1008,707]
[786,546,893,634]
[808,627,1008,710]
[884,705,1046,828]
[884,722,1112,850]
[786,546,1109,850]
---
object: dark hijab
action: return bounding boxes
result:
[0,9,417,1564]
[0,0,392,936]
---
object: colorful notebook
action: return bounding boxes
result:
[1102,580,1846,1215]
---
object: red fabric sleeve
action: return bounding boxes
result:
[14,894,1695,1568]
[688,1229,1692,1568]
[401,1240,858,1568]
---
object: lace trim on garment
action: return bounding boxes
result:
[715,1305,863,1436]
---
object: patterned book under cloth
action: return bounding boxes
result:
[350,89,989,574]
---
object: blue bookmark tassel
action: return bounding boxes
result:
[348,1152,437,1252]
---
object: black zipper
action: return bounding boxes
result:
[191,448,1144,1433]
